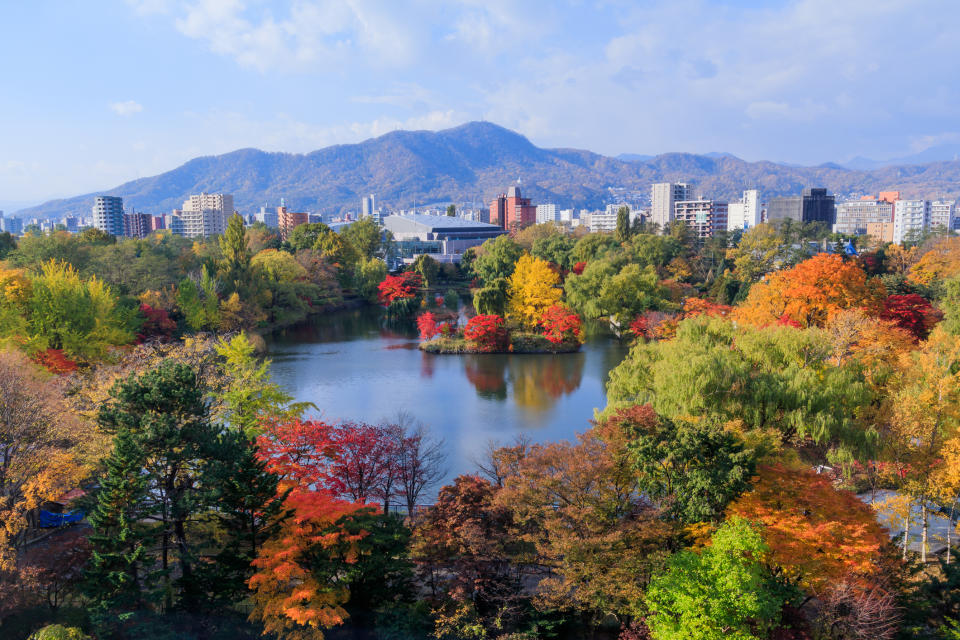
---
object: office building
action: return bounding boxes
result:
[361,195,376,218]
[893,199,930,244]
[726,190,761,231]
[650,182,693,229]
[536,203,559,224]
[278,206,309,239]
[767,188,835,225]
[866,221,895,243]
[833,199,894,235]
[674,199,728,239]
[930,200,957,230]
[489,186,536,230]
[180,192,233,238]
[92,196,125,236]
[254,206,279,228]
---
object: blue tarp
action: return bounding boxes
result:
[38,510,84,528]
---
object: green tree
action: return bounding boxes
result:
[447,204,457,217]
[413,254,440,289]
[342,216,383,260]
[605,316,873,458]
[620,412,755,523]
[531,233,575,270]
[571,233,619,264]
[83,428,149,628]
[214,331,308,436]
[473,279,508,316]
[616,206,631,243]
[251,248,307,282]
[472,235,523,286]
[0,231,16,259]
[354,256,388,302]
[287,222,332,252]
[645,518,788,640]
[218,214,252,292]
[96,361,221,612]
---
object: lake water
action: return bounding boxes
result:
[266,307,630,487]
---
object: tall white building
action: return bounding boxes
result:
[180,192,234,238]
[92,196,125,236]
[361,194,375,217]
[559,209,575,223]
[930,200,957,231]
[583,210,618,233]
[536,203,559,224]
[726,190,761,231]
[650,182,693,229]
[893,199,930,244]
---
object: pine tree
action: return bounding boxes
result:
[193,430,288,605]
[616,206,631,243]
[83,428,149,628]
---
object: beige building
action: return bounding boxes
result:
[833,199,893,235]
[866,221,895,243]
[181,192,234,238]
[674,199,728,239]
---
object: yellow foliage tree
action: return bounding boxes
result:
[506,254,562,329]
[909,237,960,285]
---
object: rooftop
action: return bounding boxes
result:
[383,213,502,232]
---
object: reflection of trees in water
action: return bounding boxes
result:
[463,356,508,401]
[508,353,585,410]
[420,351,435,379]
[267,307,418,344]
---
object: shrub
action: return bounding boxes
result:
[463,314,509,352]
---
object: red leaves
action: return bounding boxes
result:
[417,312,440,340]
[572,261,587,275]
[377,272,422,305]
[540,304,582,344]
[463,314,509,352]
[31,348,78,375]
[879,294,941,341]
[137,303,177,342]
[682,297,733,319]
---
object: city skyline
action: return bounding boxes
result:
[2,0,959,208]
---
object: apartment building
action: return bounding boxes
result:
[833,199,894,235]
[674,199,728,239]
[726,190,761,231]
[92,196,125,236]
[930,200,958,230]
[893,199,931,244]
[180,192,234,238]
[650,182,693,229]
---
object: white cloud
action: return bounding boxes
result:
[109,100,144,116]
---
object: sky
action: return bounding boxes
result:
[2,0,959,208]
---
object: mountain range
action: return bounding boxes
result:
[15,122,960,219]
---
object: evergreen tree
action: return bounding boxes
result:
[97,361,220,612]
[616,206,631,243]
[219,213,252,292]
[83,429,149,629]
[192,430,288,606]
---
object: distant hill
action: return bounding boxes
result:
[17,122,960,219]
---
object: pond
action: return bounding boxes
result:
[266,306,630,489]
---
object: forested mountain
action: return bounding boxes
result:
[18,121,960,218]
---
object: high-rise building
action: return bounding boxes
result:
[766,188,835,225]
[536,203,559,224]
[489,186,536,230]
[164,213,185,236]
[150,216,165,231]
[361,195,375,217]
[92,196,125,236]
[930,200,958,230]
[893,199,930,244]
[180,192,233,238]
[674,199,728,239]
[833,199,894,235]
[650,182,693,229]
[123,212,153,239]
[278,206,309,239]
[254,206,279,228]
[726,190,761,231]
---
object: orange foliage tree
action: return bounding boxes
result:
[727,462,890,594]
[250,419,368,640]
[909,237,960,286]
[736,254,885,328]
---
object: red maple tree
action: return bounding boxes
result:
[137,303,177,342]
[377,272,422,305]
[464,314,509,352]
[879,293,941,341]
[572,261,587,275]
[540,305,583,344]
[417,312,440,340]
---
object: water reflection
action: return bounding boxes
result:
[463,356,508,400]
[509,353,585,409]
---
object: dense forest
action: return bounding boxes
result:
[4,216,960,640]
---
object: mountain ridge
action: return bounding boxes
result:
[16,121,960,219]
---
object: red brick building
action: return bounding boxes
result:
[489,186,536,231]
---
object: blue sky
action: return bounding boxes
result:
[2,0,959,207]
